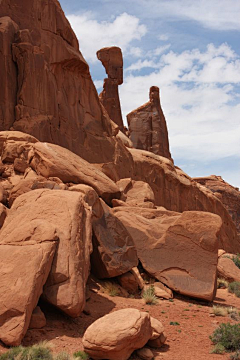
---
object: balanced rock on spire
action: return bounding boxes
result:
[97,46,125,132]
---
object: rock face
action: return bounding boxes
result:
[194,175,240,242]
[128,149,240,253]
[97,47,125,132]
[0,0,239,256]
[0,242,56,346]
[0,0,126,167]
[117,178,155,207]
[91,200,138,278]
[0,17,18,130]
[82,309,152,360]
[127,87,172,160]
[0,189,92,318]
[113,207,222,301]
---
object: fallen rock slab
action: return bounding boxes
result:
[0,189,92,317]
[113,207,222,301]
[29,142,121,205]
[82,308,152,360]
[91,200,138,278]
[0,242,56,346]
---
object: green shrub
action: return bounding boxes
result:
[210,343,225,354]
[141,285,158,305]
[170,321,180,326]
[228,282,240,298]
[73,351,89,360]
[0,346,25,360]
[232,254,240,269]
[210,323,240,352]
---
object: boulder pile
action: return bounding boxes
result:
[0,0,239,358]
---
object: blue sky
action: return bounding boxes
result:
[59,0,240,188]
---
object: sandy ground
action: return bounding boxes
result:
[1,278,240,360]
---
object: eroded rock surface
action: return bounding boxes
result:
[127,87,172,160]
[113,207,222,300]
[0,189,92,318]
[97,47,125,132]
[0,242,56,346]
[0,0,126,168]
[194,175,240,242]
[91,200,138,278]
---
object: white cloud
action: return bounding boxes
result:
[67,12,147,62]
[119,43,240,170]
[158,34,169,41]
[133,0,240,31]
[146,44,171,58]
[128,47,143,58]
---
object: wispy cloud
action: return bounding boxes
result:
[130,0,240,31]
[67,12,147,62]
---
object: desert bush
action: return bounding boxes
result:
[210,343,225,354]
[170,321,180,326]
[142,285,158,305]
[228,282,240,298]
[232,254,240,269]
[73,351,89,360]
[217,278,229,289]
[210,323,240,352]
[0,343,53,360]
[102,281,119,297]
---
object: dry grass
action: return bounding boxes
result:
[217,278,229,289]
[142,285,159,305]
[102,281,119,297]
[211,305,239,318]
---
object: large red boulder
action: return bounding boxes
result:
[113,206,222,300]
[0,189,92,319]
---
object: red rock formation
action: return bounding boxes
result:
[0,0,132,169]
[124,149,240,253]
[127,86,172,160]
[194,175,240,241]
[97,46,125,132]
[0,17,18,131]
[113,206,221,301]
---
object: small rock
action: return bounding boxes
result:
[29,306,46,329]
[136,347,154,360]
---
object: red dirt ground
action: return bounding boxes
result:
[1,278,240,360]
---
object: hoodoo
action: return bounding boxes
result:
[127,86,172,160]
